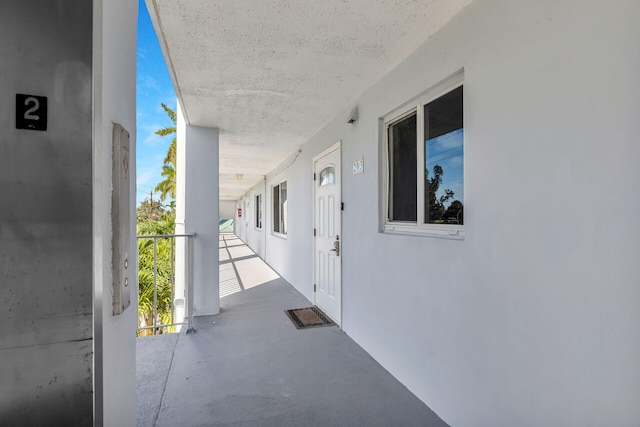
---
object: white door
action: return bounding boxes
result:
[314,143,341,324]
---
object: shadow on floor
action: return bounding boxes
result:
[137,236,449,427]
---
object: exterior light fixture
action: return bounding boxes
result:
[235,174,243,180]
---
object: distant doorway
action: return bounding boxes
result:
[313,142,342,324]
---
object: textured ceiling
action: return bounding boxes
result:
[147,0,472,200]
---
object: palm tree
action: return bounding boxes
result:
[136,102,178,336]
[155,164,176,203]
[154,103,177,202]
[137,211,176,336]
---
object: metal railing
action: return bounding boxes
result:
[136,233,196,336]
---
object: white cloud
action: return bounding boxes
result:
[139,123,171,146]
[143,132,164,146]
[137,169,155,187]
[137,74,161,97]
[447,155,464,167]
[161,94,178,108]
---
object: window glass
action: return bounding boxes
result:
[255,194,262,229]
[280,181,287,234]
[272,181,287,234]
[273,186,280,233]
[388,112,417,221]
[424,86,463,225]
[319,166,335,186]
[383,80,464,237]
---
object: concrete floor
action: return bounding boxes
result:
[137,235,449,427]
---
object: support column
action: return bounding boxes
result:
[175,102,220,317]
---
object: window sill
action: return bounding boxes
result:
[271,231,287,240]
[383,223,464,240]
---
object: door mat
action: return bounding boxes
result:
[285,306,335,329]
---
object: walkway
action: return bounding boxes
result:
[137,234,448,427]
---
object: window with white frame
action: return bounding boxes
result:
[384,82,464,237]
[255,194,262,229]
[272,181,287,235]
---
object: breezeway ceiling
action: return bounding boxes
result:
[146,0,472,200]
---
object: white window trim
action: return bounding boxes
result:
[382,70,465,239]
[271,181,288,238]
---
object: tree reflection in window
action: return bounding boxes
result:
[424,86,463,225]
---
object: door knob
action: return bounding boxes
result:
[330,238,340,256]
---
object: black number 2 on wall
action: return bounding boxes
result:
[16,94,47,131]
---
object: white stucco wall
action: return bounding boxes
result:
[235,197,247,243]
[261,154,315,302]
[239,0,640,425]
[233,189,266,259]
[238,170,302,288]
[93,0,138,425]
[220,200,237,220]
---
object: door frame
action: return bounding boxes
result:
[312,140,342,325]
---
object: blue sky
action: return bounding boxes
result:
[426,129,464,206]
[136,0,176,207]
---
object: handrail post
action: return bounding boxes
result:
[152,237,158,335]
[135,233,196,336]
[170,236,175,326]
[185,234,197,334]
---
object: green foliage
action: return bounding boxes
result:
[425,164,463,224]
[137,205,176,335]
[137,196,167,223]
[443,200,464,225]
[154,103,177,203]
[137,102,181,335]
[163,138,176,167]
[155,164,176,202]
[158,102,177,124]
